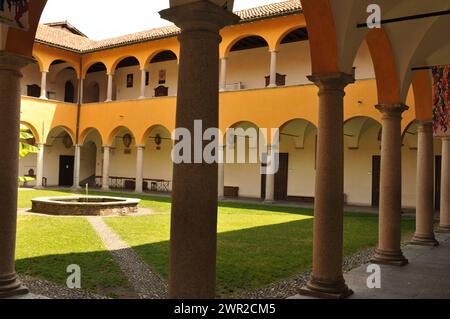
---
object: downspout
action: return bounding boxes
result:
[75,54,83,145]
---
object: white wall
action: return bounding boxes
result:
[111,60,179,101]
[278,41,312,86]
[344,122,381,206]
[20,62,41,96]
[42,135,75,186]
[84,71,108,103]
[280,123,317,198]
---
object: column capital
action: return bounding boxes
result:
[160,1,239,33]
[416,120,433,132]
[441,136,450,141]
[136,144,146,149]
[307,72,355,93]
[269,49,279,54]
[102,144,112,149]
[375,103,409,118]
[0,52,33,74]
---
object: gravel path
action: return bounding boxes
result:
[87,216,168,299]
[19,275,106,299]
[240,247,376,299]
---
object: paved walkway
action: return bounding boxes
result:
[86,217,168,299]
[291,233,450,299]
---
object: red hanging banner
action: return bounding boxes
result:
[0,0,29,31]
[433,66,450,137]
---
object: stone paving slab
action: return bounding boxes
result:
[290,233,450,299]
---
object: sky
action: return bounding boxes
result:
[40,0,287,40]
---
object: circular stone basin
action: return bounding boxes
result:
[31,196,141,216]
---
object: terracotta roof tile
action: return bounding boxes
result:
[35,0,302,53]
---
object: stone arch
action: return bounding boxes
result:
[301,0,339,74]
[20,121,41,144]
[144,50,179,69]
[83,61,108,79]
[79,127,104,146]
[221,34,270,58]
[32,55,44,72]
[279,118,317,150]
[274,26,309,51]
[47,59,80,79]
[344,116,382,149]
[411,70,433,122]
[139,124,172,146]
[106,126,137,146]
[365,28,402,105]
[109,56,141,75]
[46,125,75,146]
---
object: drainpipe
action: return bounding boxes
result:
[75,55,83,145]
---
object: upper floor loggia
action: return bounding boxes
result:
[23,1,376,105]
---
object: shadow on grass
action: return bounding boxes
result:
[16,214,415,299]
[16,250,135,298]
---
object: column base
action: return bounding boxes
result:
[436,225,450,233]
[71,186,81,191]
[267,84,277,88]
[370,248,409,266]
[264,200,275,204]
[299,276,353,299]
[0,274,29,299]
[101,187,110,191]
[410,233,439,246]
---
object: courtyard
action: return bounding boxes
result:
[16,188,416,299]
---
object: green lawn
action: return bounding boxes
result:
[17,189,416,298]
[16,214,131,297]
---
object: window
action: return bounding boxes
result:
[145,72,150,86]
[127,74,134,88]
[27,84,41,98]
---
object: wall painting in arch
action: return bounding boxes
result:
[0,0,29,30]
[433,65,450,137]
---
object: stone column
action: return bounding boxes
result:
[139,69,147,99]
[0,52,31,298]
[265,146,275,202]
[35,143,45,188]
[159,2,239,299]
[219,57,227,92]
[40,70,48,99]
[438,137,450,232]
[300,73,354,299]
[411,121,438,245]
[268,50,278,88]
[72,144,81,189]
[106,74,113,102]
[218,144,225,199]
[371,104,409,266]
[135,145,145,193]
[102,145,111,191]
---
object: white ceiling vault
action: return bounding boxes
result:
[328,0,450,101]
